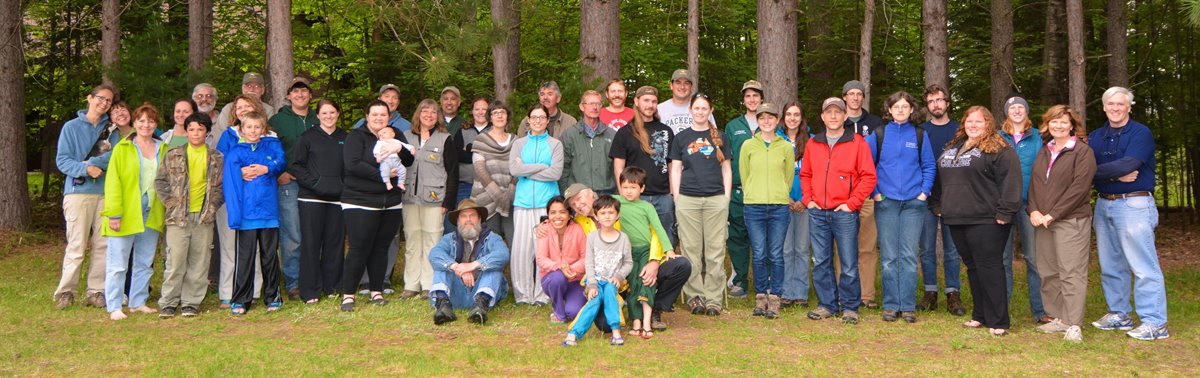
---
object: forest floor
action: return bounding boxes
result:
[0,214,1197,376]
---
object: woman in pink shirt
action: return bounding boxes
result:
[536,196,588,323]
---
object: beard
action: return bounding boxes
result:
[459,223,481,240]
[198,104,215,113]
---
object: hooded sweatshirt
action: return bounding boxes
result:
[56,110,113,195]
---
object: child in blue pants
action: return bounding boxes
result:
[563,196,632,346]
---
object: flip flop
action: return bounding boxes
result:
[610,335,625,346]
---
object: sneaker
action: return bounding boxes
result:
[1091,313,1134,331]
[841,310,860,324]
[219,300,231,309]
[1064,325,1082,343]
[917,291,937,311]
[882,310,899,322]
[181,306,199,318]
[54,292,75,310]
[1126,324,1170,341]
[1037,319,1070,333]
[728,286,747,298]
[901,311,918,323]
[753,293,767,316]
[383,288,396,295]
[357,288,370,296]
[946,292,967,316]
[807,306,834,320]
[85,292,106,308]
[159,306,177,319]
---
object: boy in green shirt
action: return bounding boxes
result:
[614,166,675,338]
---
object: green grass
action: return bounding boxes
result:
[1,230,1197,376]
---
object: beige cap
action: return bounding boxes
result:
[671,69,693,83]
[756,102,778,117]
[441,86,461,97]
[378,84,401,96]
[741,80,763,93]
[563,183,591,201]
[242,72,265,85]
[822,97,847,111]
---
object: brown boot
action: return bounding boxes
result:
[753,293,767,316]
[917,291,938,311]
[765,295,782,319]
[946,291,966,316]
[85,292,106,308]
[55,292,74,310]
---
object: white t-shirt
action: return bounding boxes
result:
[658,99,716,134]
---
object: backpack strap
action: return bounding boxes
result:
[874,124,925,166]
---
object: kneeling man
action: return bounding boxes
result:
[430,199,510,325]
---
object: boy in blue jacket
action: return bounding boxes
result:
[222,112,286,315]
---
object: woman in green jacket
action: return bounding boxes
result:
[102,102,166,320]
[738,103,795,319]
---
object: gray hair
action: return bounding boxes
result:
[539,81,561,97]
[193,83,218,98]
[1101,86,1134,105]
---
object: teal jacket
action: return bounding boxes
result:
[1001,129,1042,203]
[738,132,795,205]
[102,136,166,236]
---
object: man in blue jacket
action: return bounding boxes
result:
[54,84,116,310]
[429,200,510,325]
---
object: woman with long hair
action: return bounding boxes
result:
[780,101,811,308]
[290,99,349,304]
[535,196,587,322]
[998,94,1049,323]
[161,98,199,148]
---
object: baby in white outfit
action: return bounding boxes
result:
[374,127,414,191]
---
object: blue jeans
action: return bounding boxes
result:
[809,208,861,312]
[641,193,678,247]
[429,269,507,310]
[745,204,789,296]
[874,198,925,312]
[920,209,961,293]
[278,181,301,291]
[782,209,811,301]
[1002,203,1045,320]
[104,195,159,312]
[568,279,622,338]
[1094,196,1167,326]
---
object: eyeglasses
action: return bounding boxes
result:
[582,101,602,106]
[490,110,507,116]
[889,103,912,110]
[93,95,113,103]
[194,94,215,99]
[529,115,548,121]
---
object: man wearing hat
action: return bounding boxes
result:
[721,80,765,298]
[213,72,277,146]
[439,86,464,136]
[800,97,877,324]
[841,79,885,308]
[353,84,413,133]
[516,81,577,138]
[269,76,319,299]
[429,199,510,325]
[658,69,716,134]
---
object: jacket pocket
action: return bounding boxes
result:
[314,175,343,198]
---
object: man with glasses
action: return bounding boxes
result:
[1088,86,1170,341]
[192,83,220,121]
[213,72,276,141]
[842,80,885,309]
[559,90,616,195]
[516,81,576,138]
[916,84,965,316]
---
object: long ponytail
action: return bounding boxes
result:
[632,108,654,155]
[707,122,725,163]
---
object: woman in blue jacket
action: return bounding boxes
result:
[780,102,811,308]
[508,104,565,305]
[222,111,286,315]
[998,94,1048,324]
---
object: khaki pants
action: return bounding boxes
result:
[55,194,108,297]
[403,204,443,292]
[159,213,214,308]
[858,199,879,301]
[676,194,729,306]
[1034,217,1091,327]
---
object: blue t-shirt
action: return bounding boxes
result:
[1089,120,1155,194]
[920,119,960,160]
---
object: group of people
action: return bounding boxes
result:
[52,67,1169,346]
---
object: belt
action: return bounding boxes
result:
[1098,191,1152,200]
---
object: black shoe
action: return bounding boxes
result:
[159,306,177,319]
[946,292,967,316]
[468,294,490,324]
[882,310,899,322]
[917,291,938,311]
[180,306,199,318]
[433,295,457,325]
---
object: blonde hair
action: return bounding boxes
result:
[413,99,447,133]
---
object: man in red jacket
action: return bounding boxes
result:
[800,97,877,325]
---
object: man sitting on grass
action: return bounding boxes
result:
[429,199,510,325]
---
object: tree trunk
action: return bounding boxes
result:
[101,0,119,86]
[189,0,214,72]
[580,0,620,87]
[860,0,875,111]
[491,0,520,104]
[990,0,1014,117]
[265,0,294,110]
[922,0,949,91]
[1066,0,1087,123]
[1107,0,1129,87]
[806,0,833,102]
[0,0,30,230]
[688,0,700,89]
[757,0,798,106]
[1039,0,1065,105]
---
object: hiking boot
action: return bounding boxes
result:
[765,295,781,319]
[1091,312,1134,331]
[705,305,721,316]
[807,306,834,320]
[1037,319,1070,333]
[651,309,667,331]
[55,292,74,310]
[181,306,199,318]
[159,306,177,319]
[862,299,880,309]
[946,292,967,316]
[901,311,918,323]
[400,290,421,299]
[468,294,491,324]
[85,292,106,308]
[728,286,747,298]
[689,296,706,315]
[433,295,456,325]
[1126,323,1170,341]
[1064,325,1083,343]
[841,310,860,324]
[917,291,937,311]
[882,310,899,322]
[753,293,767,317]
[287,288,300,301]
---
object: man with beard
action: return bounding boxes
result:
[610,86,677,246]
[916,84,965,316]
[429,200,510,325]
[192,83,220,121]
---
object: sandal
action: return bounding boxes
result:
[266,301,282,312]
[628,328,643,338]
[340,296,356,312]
[963,320,983,328]
[639,329,654,340]
[561,336,578,347]
[305,298,320,305]
[610,335,625,346]
[370,292,388,306]
[230,303,246,316]
[990,328,1008,336]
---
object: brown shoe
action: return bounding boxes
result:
[765,295,782,319]
[650,309,667,331]
[863,299,880,309]
[946,292,967,316]
[399,290,421,299]
[55,292,74,310]
[85,292,106,308]
[917,291,938,311]
[753,293,767,316]
[287,288,300,301]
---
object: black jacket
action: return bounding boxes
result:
[289,126,347,202]
[341,126,415,208]
[844,109,885,137]
[931,142,1023,225]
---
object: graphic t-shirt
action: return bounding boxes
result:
[599,107,635,131]
[657,100,716,135]
[668,127,730,197]
[609,120,673,195]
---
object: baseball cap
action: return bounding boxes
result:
[441,86,461,98]
[635,85,659,98]
[822,97,847,111]
[741,80,763,94]
[242,72,265,85]
[671,69,693,83]
[756,102,778,117]
[378,84,401,96]
[288,77,311,91]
